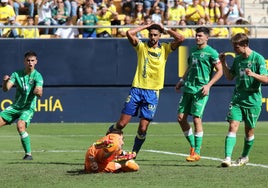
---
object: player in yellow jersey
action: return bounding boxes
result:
[107,23,185,157]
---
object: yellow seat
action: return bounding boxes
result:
[39,34,56,39]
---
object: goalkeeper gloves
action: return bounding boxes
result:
[114,151,136,162]
[93,139,114,149]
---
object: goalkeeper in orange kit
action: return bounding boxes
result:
[84,130,139,173]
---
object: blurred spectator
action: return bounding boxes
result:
[183,0,193,7]
[64,0,78,17]
[137,15,152,38]
[106,0,116,12]
[166,0,186,26]
[197,17,207,25]
[0,0,15,36]
[78,5,98,38]
[107,0,120,26]
[185,0,205,25]
[52,0,69,25]
[21,16,40,38]
[78,0,97,20]
[0,0,15,25]
[94,0,102,6]
[151,5,162,23]
[95,4,118,38]
[13,0,34,17]
[143,0,166,18]
[210,17,229,38]
[200,0,210,7]
[122,0,143,16]
[205,0,221,24]
[117,15,131,38]
[230,17,250,37]
[176,19,195,38]
[37,0,58,34]
[223,0,243,24]
[132,2,145,25]
[55,16,79,38]
[2,16,23,38]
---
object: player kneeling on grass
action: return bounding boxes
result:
[84,130,139,173]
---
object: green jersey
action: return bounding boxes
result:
[230,51,267,107]
[82,14,98,33]
[184,45,220,94]
[9,69,43,110]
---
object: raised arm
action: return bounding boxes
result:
[126,24,152,47]
[164,27,185,50]
[219,53,234,80]
[2,75,13,92]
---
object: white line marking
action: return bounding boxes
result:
[1,149,268,168]
[143,149,268,168]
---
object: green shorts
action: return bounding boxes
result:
[0,106,34,127]
[178,92,209,118]
[226,103,261,128]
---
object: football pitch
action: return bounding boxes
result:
[0,122,267,188]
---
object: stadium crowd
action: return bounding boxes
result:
[0,0,250,38]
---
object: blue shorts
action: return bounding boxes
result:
[121,87,159,121]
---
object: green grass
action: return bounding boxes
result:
[0,122,268,188]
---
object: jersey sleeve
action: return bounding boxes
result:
[258,55,268,75]
[35,72,44,87]
[9,72,17,84]
[211,48,220,65]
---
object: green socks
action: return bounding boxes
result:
[242,136,254,157]
[225,133,236,158]
[184,128,203,155]
[20,132,31,154]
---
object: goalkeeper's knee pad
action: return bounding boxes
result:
[121,160,139,172]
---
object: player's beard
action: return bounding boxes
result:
[148,39,157,47]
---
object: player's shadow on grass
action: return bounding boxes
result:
[67,169,86,176]
[9,161,83,166]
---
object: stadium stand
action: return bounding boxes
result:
[1,0,268,38]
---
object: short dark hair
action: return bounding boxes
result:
[196,27,210,36]
[231,33,249,46]
[148,24,163,33]
[24,51,37,58]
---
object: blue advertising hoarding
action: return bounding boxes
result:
[0,39,267,122]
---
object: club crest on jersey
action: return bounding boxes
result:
[247,62,252,68]
[29,79,34,85]
[148,51,161,58]
[200,53,205,58]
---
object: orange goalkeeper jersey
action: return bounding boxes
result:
[84,133,123,173]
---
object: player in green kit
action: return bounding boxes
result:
[0,51,43,160]
[175,27,223,162]
[219,33,268,167]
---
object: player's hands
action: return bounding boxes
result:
[201,85,210,96]
[219,53,226,63]
[175,79,184,92]
[94,139,114,149]
[3,75,10,82]
[89,156,98,173]
[114,151,136,162]
[245,68,254,77]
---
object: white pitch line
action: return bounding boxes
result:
[1,149,268,169]
[143,149,268,169]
